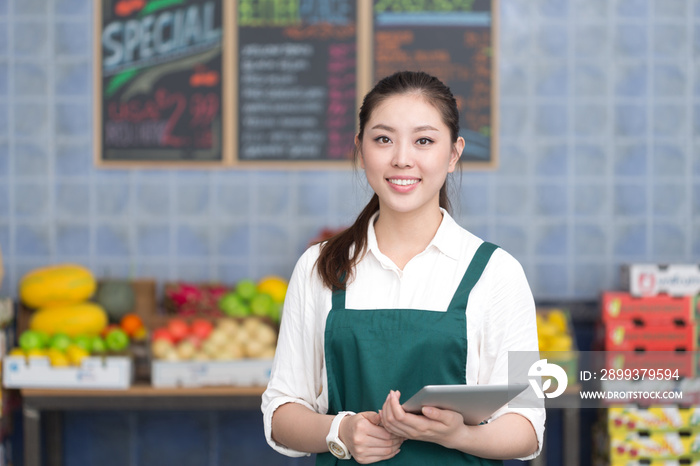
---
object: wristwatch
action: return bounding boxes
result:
[326,411,355,460]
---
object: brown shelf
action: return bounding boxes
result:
[21,383,265,398]
[21,383,266,411]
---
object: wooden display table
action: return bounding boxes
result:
[21,385,582,466]
[21,384,266,466]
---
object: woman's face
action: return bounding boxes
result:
[358,93,464,217]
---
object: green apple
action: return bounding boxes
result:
[35,330,50,348]
[105,329,130,352]
[19,330,45,351]
[49,333,72,352]
[250,293,274,318]
[72,335,92,352]
[269,302,282,324]
[235,279,257,301]
[91,336,107,354]
[219,292,251,317]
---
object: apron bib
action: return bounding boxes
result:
[318,242,503,465]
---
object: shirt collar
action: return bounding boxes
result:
[366,208,461,263]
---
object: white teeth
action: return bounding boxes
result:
[388,178,419,186]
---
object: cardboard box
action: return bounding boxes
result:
[622,264,700,297]
[608,406,700,432]
[602,292,695,324]
[151,359,272,388]
[604,321,696,351]
[609,430,700,460]
[3,356,132,389]
[13,279,155,386]
[611,458,700,466]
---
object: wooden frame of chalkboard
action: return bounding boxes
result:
[371,0,499,170]
[94,0,231,167]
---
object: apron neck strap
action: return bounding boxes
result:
[331,272,348,310]
[447,242,499,313]
[331,242,499,312]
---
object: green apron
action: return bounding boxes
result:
[318,242,503,465]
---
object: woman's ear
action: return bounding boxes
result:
[448,137,465,173]
[355,134,365,169]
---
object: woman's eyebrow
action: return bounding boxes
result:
[369,124,439,132]
[370,123,394,132]
[414,125,439,132]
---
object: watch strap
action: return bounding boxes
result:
[326,411,355,460]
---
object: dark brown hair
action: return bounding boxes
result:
[316,71,461,290]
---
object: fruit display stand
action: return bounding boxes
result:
[8,279,157,390]
[148,280,283,388]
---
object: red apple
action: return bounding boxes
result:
[152,328,174,344]
[191,319,214,341]
[167,318,190,343]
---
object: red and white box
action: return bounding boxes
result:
[621,264,700,297]
[602,292,695,324]
[604,321,696,351]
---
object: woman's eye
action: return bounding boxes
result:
[375,136,391,144]
[416,138,433,145]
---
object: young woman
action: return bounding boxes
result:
[262,71,544,464]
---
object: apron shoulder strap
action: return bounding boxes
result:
[447,241,499,313]
[331,272,347,310]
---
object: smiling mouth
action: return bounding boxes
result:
[387,178,420,186]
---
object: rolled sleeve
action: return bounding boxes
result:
[262,395,315,457]
[489,406,545,460]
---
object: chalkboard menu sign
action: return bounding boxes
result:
[373,0,497,168]
[236,0,359,163]
[95,0,227,165]
[93,0,497,168]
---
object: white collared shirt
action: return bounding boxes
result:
[261,210,545,460]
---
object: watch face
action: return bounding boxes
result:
[329,441,349,459]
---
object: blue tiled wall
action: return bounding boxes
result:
[0,0,698,302]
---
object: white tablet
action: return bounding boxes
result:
[402,384,530,426]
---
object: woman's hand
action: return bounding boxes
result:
[339,411,404,464]
[379,390,467,450]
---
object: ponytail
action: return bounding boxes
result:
[315,194,379,291]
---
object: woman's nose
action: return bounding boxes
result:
[392,144,414,168]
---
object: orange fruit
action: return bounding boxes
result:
[120,313,144,337]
